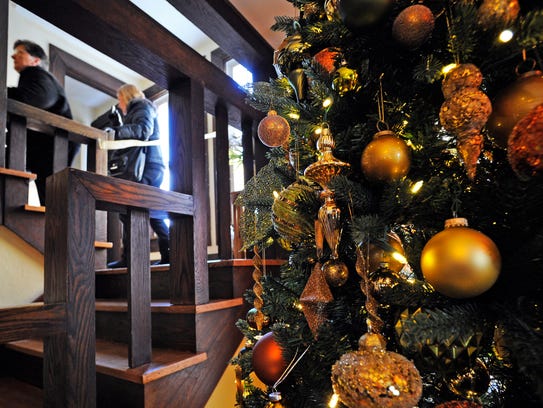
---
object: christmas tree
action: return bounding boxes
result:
[232,1,543,407]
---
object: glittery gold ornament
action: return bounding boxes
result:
[322,259,349,287]
[361,130,411,182]
[300,262,334,337]
[332,66,361,95]
[257,110,290,147]
[440,88,492,134]
[457,128,484,180]
[251,331,288,386]
[392,4,435,49]
[331,333,423,408]
[421,218,501,298]
[507,103,543,180]
[478,0,520,30]
[442,64,483,100]
[445,358,490,400]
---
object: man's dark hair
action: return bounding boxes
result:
[14,39,47,62]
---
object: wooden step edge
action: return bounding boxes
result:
[96,298,244,314]
[96,263,169,275]
[23,204,45,213]
[6,338,207,385]
[208,258,285,268]
[0,167,37,180]
[0,377,42,407]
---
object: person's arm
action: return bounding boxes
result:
[114,101,155,141]
[7,68,60,110]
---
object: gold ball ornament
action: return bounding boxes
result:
[322,259,349,287]
[421,218,501,298]
[440,88,492,134]
[478,0,520,30]
[332,66,361,96]
[445,358,490,400]
[361,130,411,182]
[358,231,407,275]
[392,4,435,49]
[251,331,288,386]
[258,110,291,147]
[488,70,543,148]
[507,103,543,180]
[442,64,483,100]
[331,333,423,408]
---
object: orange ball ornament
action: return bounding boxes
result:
[313,47,341,73]
[257,110,291,147]
[361,130,411,182]
[421,218,501,299]
[251,331,288,386]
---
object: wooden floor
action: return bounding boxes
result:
[0,377,42,408]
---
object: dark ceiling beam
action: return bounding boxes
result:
[14,0,262,125]
[166,0,276,81]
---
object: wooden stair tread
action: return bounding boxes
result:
[0,377,42,408]
[96,298,244,313]
[0,167,37,180]
[6,338,207,385]
[96,263,170,274]
[208,258,285,268]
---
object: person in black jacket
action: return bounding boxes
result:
[7,39,78,204]
[107,84,170,268]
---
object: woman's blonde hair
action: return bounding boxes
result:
[117,84,145,104]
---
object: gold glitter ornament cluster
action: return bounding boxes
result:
[331,333,423,408]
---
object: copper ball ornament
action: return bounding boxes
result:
[322,259,349,287]
[507,103,543,180]
[440,88,492,134]
[361,130,411,182]
[251,331,288,386]
[338,0,392,30]
[487,70,543,148]
[392,4,435,49]
[257,110,290,147]
[331,333,423,408]
[421,218,501,298]
[313,47,341,73]
[442,64,483,100]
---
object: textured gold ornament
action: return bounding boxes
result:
[395,307,484,372]
[457,128,484,180]
[300,262,334,338]
[507,103,543,180]
[440,88,492,134]
[251,246,265,330]
[304,126,351,190]
[392,4,435,49]
[324,0,340,21]
[361,130,411,182]
[257,110,290,147]
[445,358,490,400]
[273,33,310,76]
[478,0,520,29]
[488,70,543,147]
[436,401,483,408]
[318,192,342,259]
[421,218,501,298]
[332,66,361,96]
[322,258,349,287]
[442,64,483,100]
[331,333,423,408]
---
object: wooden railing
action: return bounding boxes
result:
[0,168,194,407]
